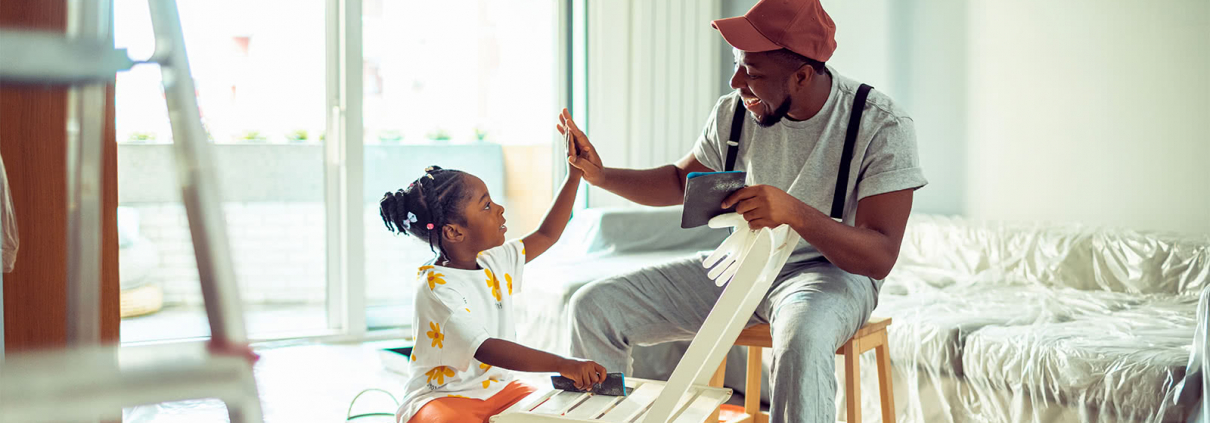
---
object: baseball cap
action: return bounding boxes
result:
[711,0,837,62]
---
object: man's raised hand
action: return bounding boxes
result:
[557,108,604,185]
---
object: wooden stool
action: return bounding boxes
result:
[708,317,895,423]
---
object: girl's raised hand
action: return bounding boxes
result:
[557,108,604,185]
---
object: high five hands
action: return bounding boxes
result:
[557,108,603,185]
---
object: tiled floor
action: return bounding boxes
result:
[120,305,327,344]
[120,303,412,343]
[122,341,414,423]
[119,341,753,422]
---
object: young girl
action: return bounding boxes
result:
[380,132,604,422]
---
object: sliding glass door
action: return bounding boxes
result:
[361,0,562,331]
[116,0,331,343]
[115,0,570,343]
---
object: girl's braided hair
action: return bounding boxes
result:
[378,166,471,254]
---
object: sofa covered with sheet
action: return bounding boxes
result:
[517,207,1207,422]
[880,215,1207,422]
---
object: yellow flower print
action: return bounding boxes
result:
[482,378,499,389]
[447,394,468,398]
[426,272,447,290]
[411,354,417,361]
[417,265,434,277]
[465,308,471,313]
[480,363,492,371]
[425,366,455,385]
[484,269,502,302]
[426,321,445,349]
[505,274,513,296]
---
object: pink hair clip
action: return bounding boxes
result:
[426,223,434,230]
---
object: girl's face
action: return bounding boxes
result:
[456,174,507,251]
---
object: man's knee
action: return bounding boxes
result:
[773,304,858,359]
[776,324,838,362]
[568,278,619,330]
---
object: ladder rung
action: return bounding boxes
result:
[0,343,255,423]
[0,30,136,84]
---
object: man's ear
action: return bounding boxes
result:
[442,224,465,244]
[790,65,813,92]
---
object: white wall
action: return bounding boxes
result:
[712,0,1210,236]
[965,1,1210,235]
[586,0,724,208]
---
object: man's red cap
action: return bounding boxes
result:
[711,0,837,62]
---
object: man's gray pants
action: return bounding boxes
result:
[569,253,880,423]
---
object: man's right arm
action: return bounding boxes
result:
[559,108,714,207]
[593,154,713,207]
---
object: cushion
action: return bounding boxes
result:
[900,215,1210,296]
[876,284,1055,377]
[960,295,1197,421]
[555,206,728,255]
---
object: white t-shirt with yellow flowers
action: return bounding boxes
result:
[396,240,526,422]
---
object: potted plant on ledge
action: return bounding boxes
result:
[285,129,309,144]
[427,128,451,144]
[239,130,267,144]
[126,132,157,144]
[377,129,403,144]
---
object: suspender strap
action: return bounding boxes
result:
[724,99,746,172]
[830,83,872,219]
[722,84,872,219]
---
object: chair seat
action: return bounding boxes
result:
[716,317,895,423]
[734,316,892,353]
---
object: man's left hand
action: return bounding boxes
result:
[722,185,810,230]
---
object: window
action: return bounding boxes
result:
[116,0,330,342]
[115,0,570,343]
[361,0,560,330]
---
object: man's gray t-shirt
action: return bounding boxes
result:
[693,67,928,265]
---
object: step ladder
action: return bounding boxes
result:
[493,216,801,423]
[0,1,262,422]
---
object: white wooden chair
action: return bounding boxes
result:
[493,217,801,423]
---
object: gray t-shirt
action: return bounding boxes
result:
[693,67,928,265]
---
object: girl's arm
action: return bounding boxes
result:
[521,165,582,263]
[475,338,605,390]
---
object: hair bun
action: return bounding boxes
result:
[379,190,411,234]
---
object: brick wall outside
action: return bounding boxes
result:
[130,202,430,308]
[120,143,545,310]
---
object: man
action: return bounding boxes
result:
[556,0,926,420]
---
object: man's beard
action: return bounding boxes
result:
[754,95,793,128]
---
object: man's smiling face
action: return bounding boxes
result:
[729,49,799,127]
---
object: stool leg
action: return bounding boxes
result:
[746,346,765,423]
[875,331,895,423]
[709,359,726,422]
[843,342,861,423]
